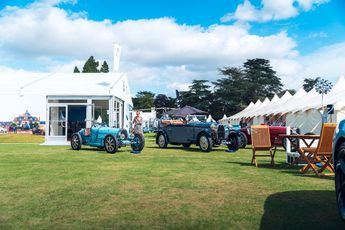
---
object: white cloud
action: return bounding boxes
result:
[222,0,329,23]
[0,0,341,95]
[308,31,328,39]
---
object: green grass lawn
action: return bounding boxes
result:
[0,134,343,229]
[0,134,44,143]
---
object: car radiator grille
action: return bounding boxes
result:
[217,125,225,140]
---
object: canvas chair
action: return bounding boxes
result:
[301,123,336,176]
[251,125,277,167]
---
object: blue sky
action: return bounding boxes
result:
[0,0,344,94]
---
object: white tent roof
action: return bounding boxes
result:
[246,97,271,118]
[230,101,254,120]
[0,72,133,121]
[253,94,283,117]
[305,75,345,111]
[264,90,302,115]
[234,99,262,119]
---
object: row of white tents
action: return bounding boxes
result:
[221,76,345,134]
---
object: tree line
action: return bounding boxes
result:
[74,56,110,73]
[74,57,321,120]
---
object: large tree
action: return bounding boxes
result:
[154,94,176,108]
[213,67,246,118]
[243,58,283,103]
[100,61,109,73]
[82,56,100,73]
[214,59,283,117]
[178,80,212,113]
[132,91,155,110]
[303,77,320,92]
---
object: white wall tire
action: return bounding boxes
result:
[199,135,212,152]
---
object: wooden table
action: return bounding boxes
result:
[279,134,320,173]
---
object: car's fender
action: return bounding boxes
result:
[196,130,211,144]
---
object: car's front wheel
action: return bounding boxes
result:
[336,142,345,220]
[71,133,81,150]
[199,134,212,152]
[104,135,118,154]
[157,133,168,148]
[131,133,145,152]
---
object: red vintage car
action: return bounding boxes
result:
[238,126,299,149]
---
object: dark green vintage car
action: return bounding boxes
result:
[156,121,240,152]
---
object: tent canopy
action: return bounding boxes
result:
[164,105,207,117]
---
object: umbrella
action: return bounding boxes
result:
[164,106,207,117]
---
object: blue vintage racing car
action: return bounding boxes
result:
[156,120,240,152]
[71,124,145,153]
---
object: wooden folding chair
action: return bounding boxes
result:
[251,125,276,167]
[301,123,336,176]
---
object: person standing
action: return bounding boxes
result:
[132,110,143,134]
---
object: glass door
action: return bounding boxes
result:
[48,106,67,142]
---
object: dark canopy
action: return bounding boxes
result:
[164,106,207,117]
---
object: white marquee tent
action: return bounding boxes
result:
[0,72,133,145]
[223,76,345,134]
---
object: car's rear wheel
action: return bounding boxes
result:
[131,133,145,152]
[104,135,118,154]
[199,135,212,152]
[336,142,345,220]
[157,133,168,148]
[238,132,248,148]
[71,133,81,150]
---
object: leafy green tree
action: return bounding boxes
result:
[132,91,155,110]
[154,94,176,108]
[100,61,109,73]
[73,66,80,73]
[214,59,283,117]
[82,56,99,73]
[178,80,212,113]
[243,58,283,103]
[213,67,247,117]
[303,77,320,92]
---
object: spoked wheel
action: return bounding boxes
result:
[336,143,345,220]
[157,133,168,148]
[131,133,145,152]
[199,135,212,152]
[104,135,118,154]
[71,133,81,150]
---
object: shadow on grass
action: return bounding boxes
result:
[226,161,335,180]
[260,190,344,229]
[146,145,228,153]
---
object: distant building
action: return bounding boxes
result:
[13,110,40,130]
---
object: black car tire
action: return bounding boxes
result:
[335,142,345,221]
[238,132,248,148]
[104,135,118,154]
[71,133,81,150]
[227,133,240,152]
[157,133,168,148]
[198,134,212,152]
[182,143,191,148]
[131,133,145,152]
